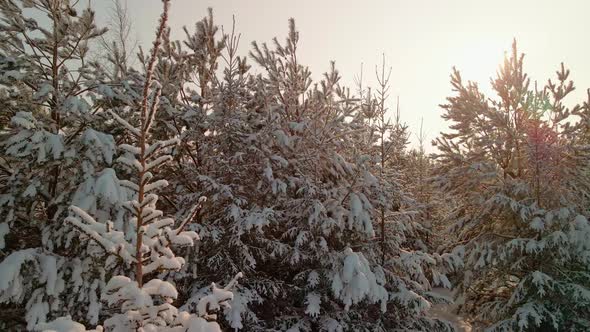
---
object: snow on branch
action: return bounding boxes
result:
[108,109,140,137]
[196,272,244,320]
[65,206,136,265]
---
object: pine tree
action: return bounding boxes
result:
[158,16,462,330]
[434,41,590,331]
[0,2,471,330]
[247,27,389,328]
[48,2,242,331]
[0,0,117,328]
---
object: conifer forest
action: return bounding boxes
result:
[0,0,588,331]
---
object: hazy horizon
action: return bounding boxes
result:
[94,0,590,151]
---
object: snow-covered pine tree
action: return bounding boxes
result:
[350,55,461,331]
[145,13,279,329]
[0,1,463,329]
[155,15,462,330]
[401,119,441,247]
[234,21,392,330]
[433,41,590,331]
[356,55,402,265]
[140,14,384,329]
[58,2,242,331]
[65,1,193,328]
[0,1,243,330]
[0,0,126,329]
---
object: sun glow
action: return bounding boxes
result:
[452,38,510,97]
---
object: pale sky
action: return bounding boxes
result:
[93,0,590,151]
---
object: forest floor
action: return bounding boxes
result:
[428,287,473,332]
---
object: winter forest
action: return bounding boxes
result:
[0,0,589,331]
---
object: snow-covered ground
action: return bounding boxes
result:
[428,288,473,332]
